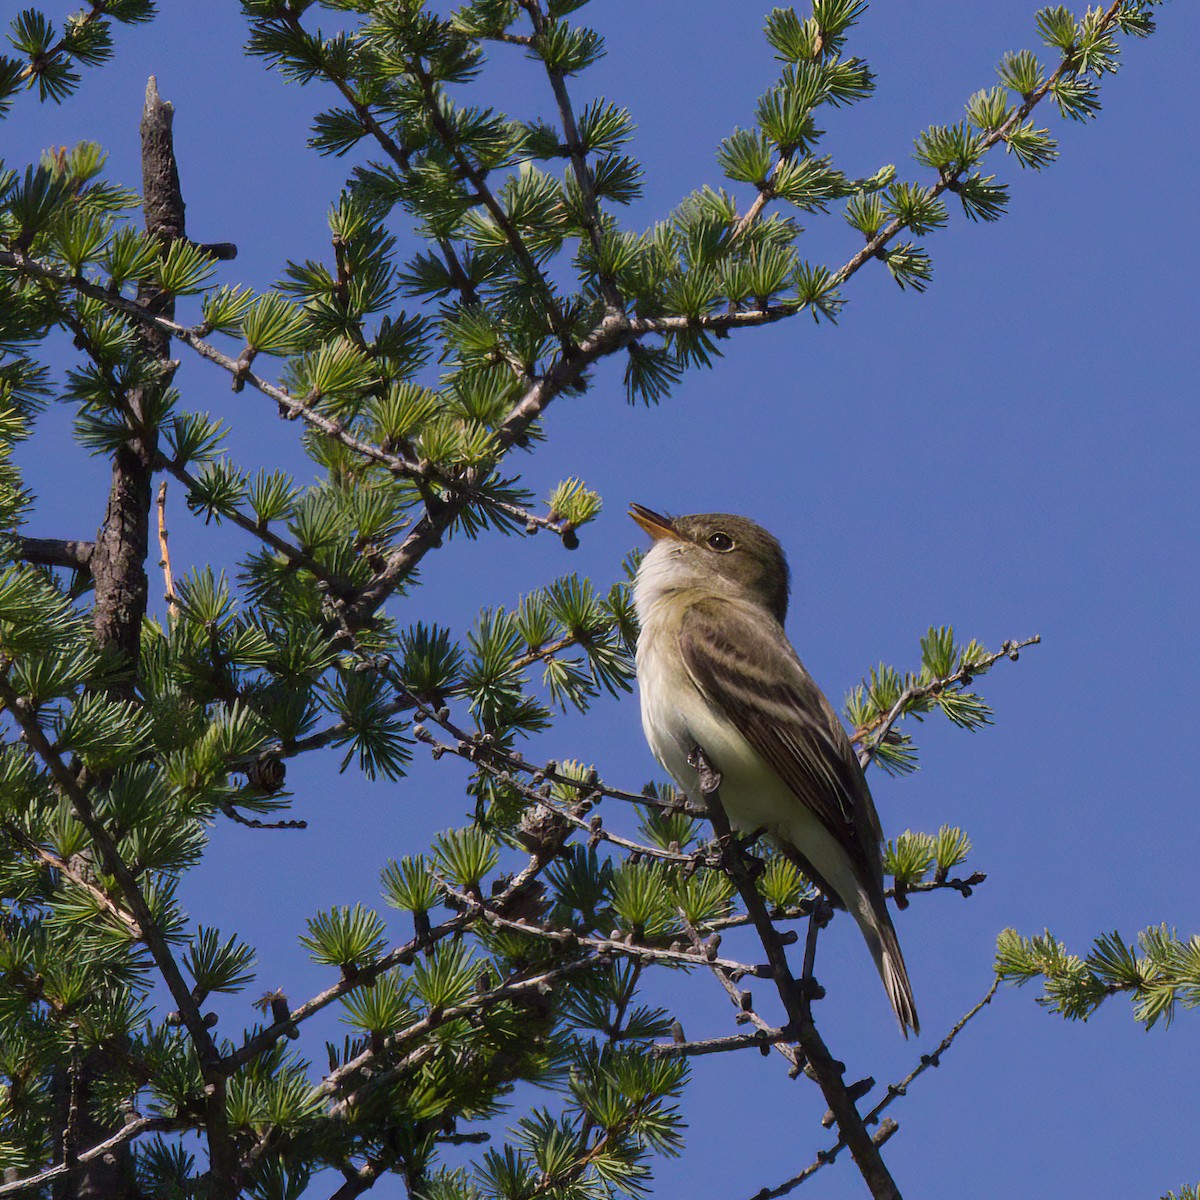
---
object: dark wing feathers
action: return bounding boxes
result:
[678,597,885,885]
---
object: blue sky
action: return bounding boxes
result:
[7,2,1200,1197]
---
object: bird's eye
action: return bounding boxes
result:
[706,532,735,552]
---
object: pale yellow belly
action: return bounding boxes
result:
[637,632,861,910]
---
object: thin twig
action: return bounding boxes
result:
[413,724,710,866]
[406,692,702,815]
[854,636,1041,769]
[1,822,141,937]
[220,805,307,831]
[887,874,987,903]
[440,879,768,977]
[731,152,792,239]
[517,0,624,311]
[635,2,1133,337]
[833,0,1127,291]
[703,900,815,934]
[406,55,575,351]
[160,458,354,595]
[323,955,601,1110]
[0,246,421,472]
[238,673,695,824]
[276,9,491,322]
[479,29,535,47]
[156,479,179,621]
[344,310,633,624]
[680,916,804,1074]
[637,1027,792,1059]
[705,869,983,942]
[220,847,553,1074]
[0,1117,183,1197]
[750,979,1001,1198]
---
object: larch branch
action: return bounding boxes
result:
[854,635,1041,769]
[750,979,1000,1198]
[518,0,624,311]
[691,746,904,1200]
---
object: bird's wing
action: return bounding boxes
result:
[677,597,884,881]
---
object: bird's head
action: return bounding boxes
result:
[629,504,790,624]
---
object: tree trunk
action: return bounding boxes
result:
[89,75,181,691]
[55,76,185,1200]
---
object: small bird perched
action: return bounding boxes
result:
[630,504,918,1035]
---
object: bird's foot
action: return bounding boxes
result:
[687,745,722,795]
[811,896,834,929]
[731,832,766,878]
[798,975,826,1003]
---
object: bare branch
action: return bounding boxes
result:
[0,1117,183,1198]
[680,916,804,1074]
[750,979,1001,1198]
[888,874,987,903]
[637,1027,792,1059]
[155,480,179,621]
[10,536,95,572]
[220,804,308,831]
[691,746,903,1200]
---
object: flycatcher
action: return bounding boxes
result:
[630,504,918,1035]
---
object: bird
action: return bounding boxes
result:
[629,503,918,1035]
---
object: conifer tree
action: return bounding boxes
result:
[0,3,1189,1199]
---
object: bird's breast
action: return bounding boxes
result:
[634,591,874,919]
[636,603,794,833]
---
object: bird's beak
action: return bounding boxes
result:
[629,503,680,541]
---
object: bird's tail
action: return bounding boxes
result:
[849,890,919,1037]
